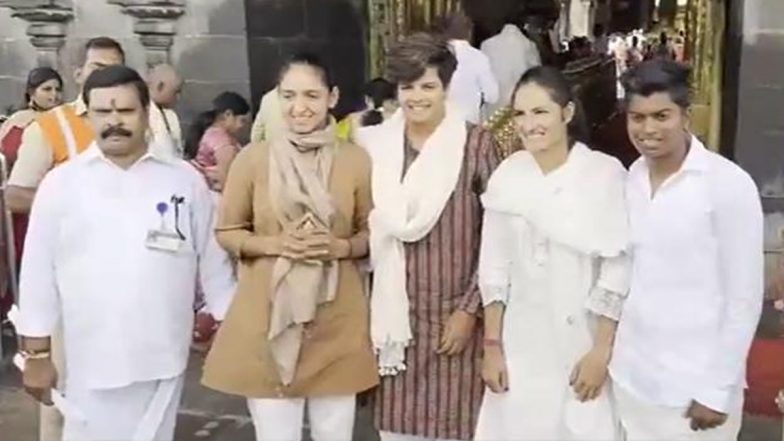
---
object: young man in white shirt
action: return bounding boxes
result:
[610,59,764,440]
[16,65,235,441]
[441,13,499,124]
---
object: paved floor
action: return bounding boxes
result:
[0,342,379,441]
[0,334,779,441]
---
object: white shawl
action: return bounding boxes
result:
[356,108,467,375]
[481,143,629,258]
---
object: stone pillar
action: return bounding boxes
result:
[0,0,74,68]
[107,0,185,67]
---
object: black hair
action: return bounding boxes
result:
[360,78,396,127]
[441,12,473,41]
[511,65,589,146]
[24,67,63,110]
[82,65,149,109]
[386,33,458,88]
[277,52,336,90]
[184,91,250,159]
[659,31,669,46]
[621,59,691,110]
[81,36,126,65]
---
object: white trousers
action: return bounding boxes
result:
[379,432,460,441]
[615,385,743,441]
[62,374,185,441]
[247,395,356,441]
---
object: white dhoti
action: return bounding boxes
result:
[615,384,743,441]
[62,374,185,441]
[247,395,356,441]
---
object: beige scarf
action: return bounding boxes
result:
[267,122,339,385]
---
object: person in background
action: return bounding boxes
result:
[480,11,541,114]
[16,64,235,441]
[647,31,675,61]
[184,91,249,346]
[592,23,610,56]
[627,36,643,68]
[202,52,378,441]
[441,12,499,123]
[184,91,250,192]
[0,67,63,322]
[673,30,686,62]
[356,32,500,441]
[5,37,125,217]
[475,66,628,441]
[146,63,184,158]
[0,67,63,166]
[336,77,397,141]
[250,87,284,143]
[610,59,763,441]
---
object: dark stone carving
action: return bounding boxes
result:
[0,0,74,67]
[107,0,185,66]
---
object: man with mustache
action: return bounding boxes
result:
[610,59,764,440]
[4,36,125,441]
[14,65,235,441]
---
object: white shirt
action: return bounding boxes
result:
[569,0,594,39]
[480,25,541,113]
[610,137,763,413]
[149,102,183,158]
[447,39,499,123]
[16,143,236,390]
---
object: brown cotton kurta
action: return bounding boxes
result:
[374,125,501,440]
[202,140,379,398]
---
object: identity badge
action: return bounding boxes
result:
[146,200,183,253]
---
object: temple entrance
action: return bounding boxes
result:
[366,0,732,161]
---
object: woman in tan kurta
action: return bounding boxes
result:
[202,53,378,441]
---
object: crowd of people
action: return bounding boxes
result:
[0,9,774,441]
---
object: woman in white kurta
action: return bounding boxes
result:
[474,66,630,441]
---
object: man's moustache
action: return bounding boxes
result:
[101,127,133,139]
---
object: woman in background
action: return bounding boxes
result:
[1,67,63,166]
[184,91,250,347]
[0,66,63,321]
[184,91,250,192]
[336,77,397,141]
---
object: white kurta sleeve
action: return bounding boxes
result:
[585,254,630,321]
[190,178,236,321]
[694,170,763,413]
[478,209,513,306]
[15,171,63,337]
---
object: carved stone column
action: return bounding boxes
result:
[107,0,185,66]
[0,0,74,67]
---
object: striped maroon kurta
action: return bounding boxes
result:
[373,124,501,440]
